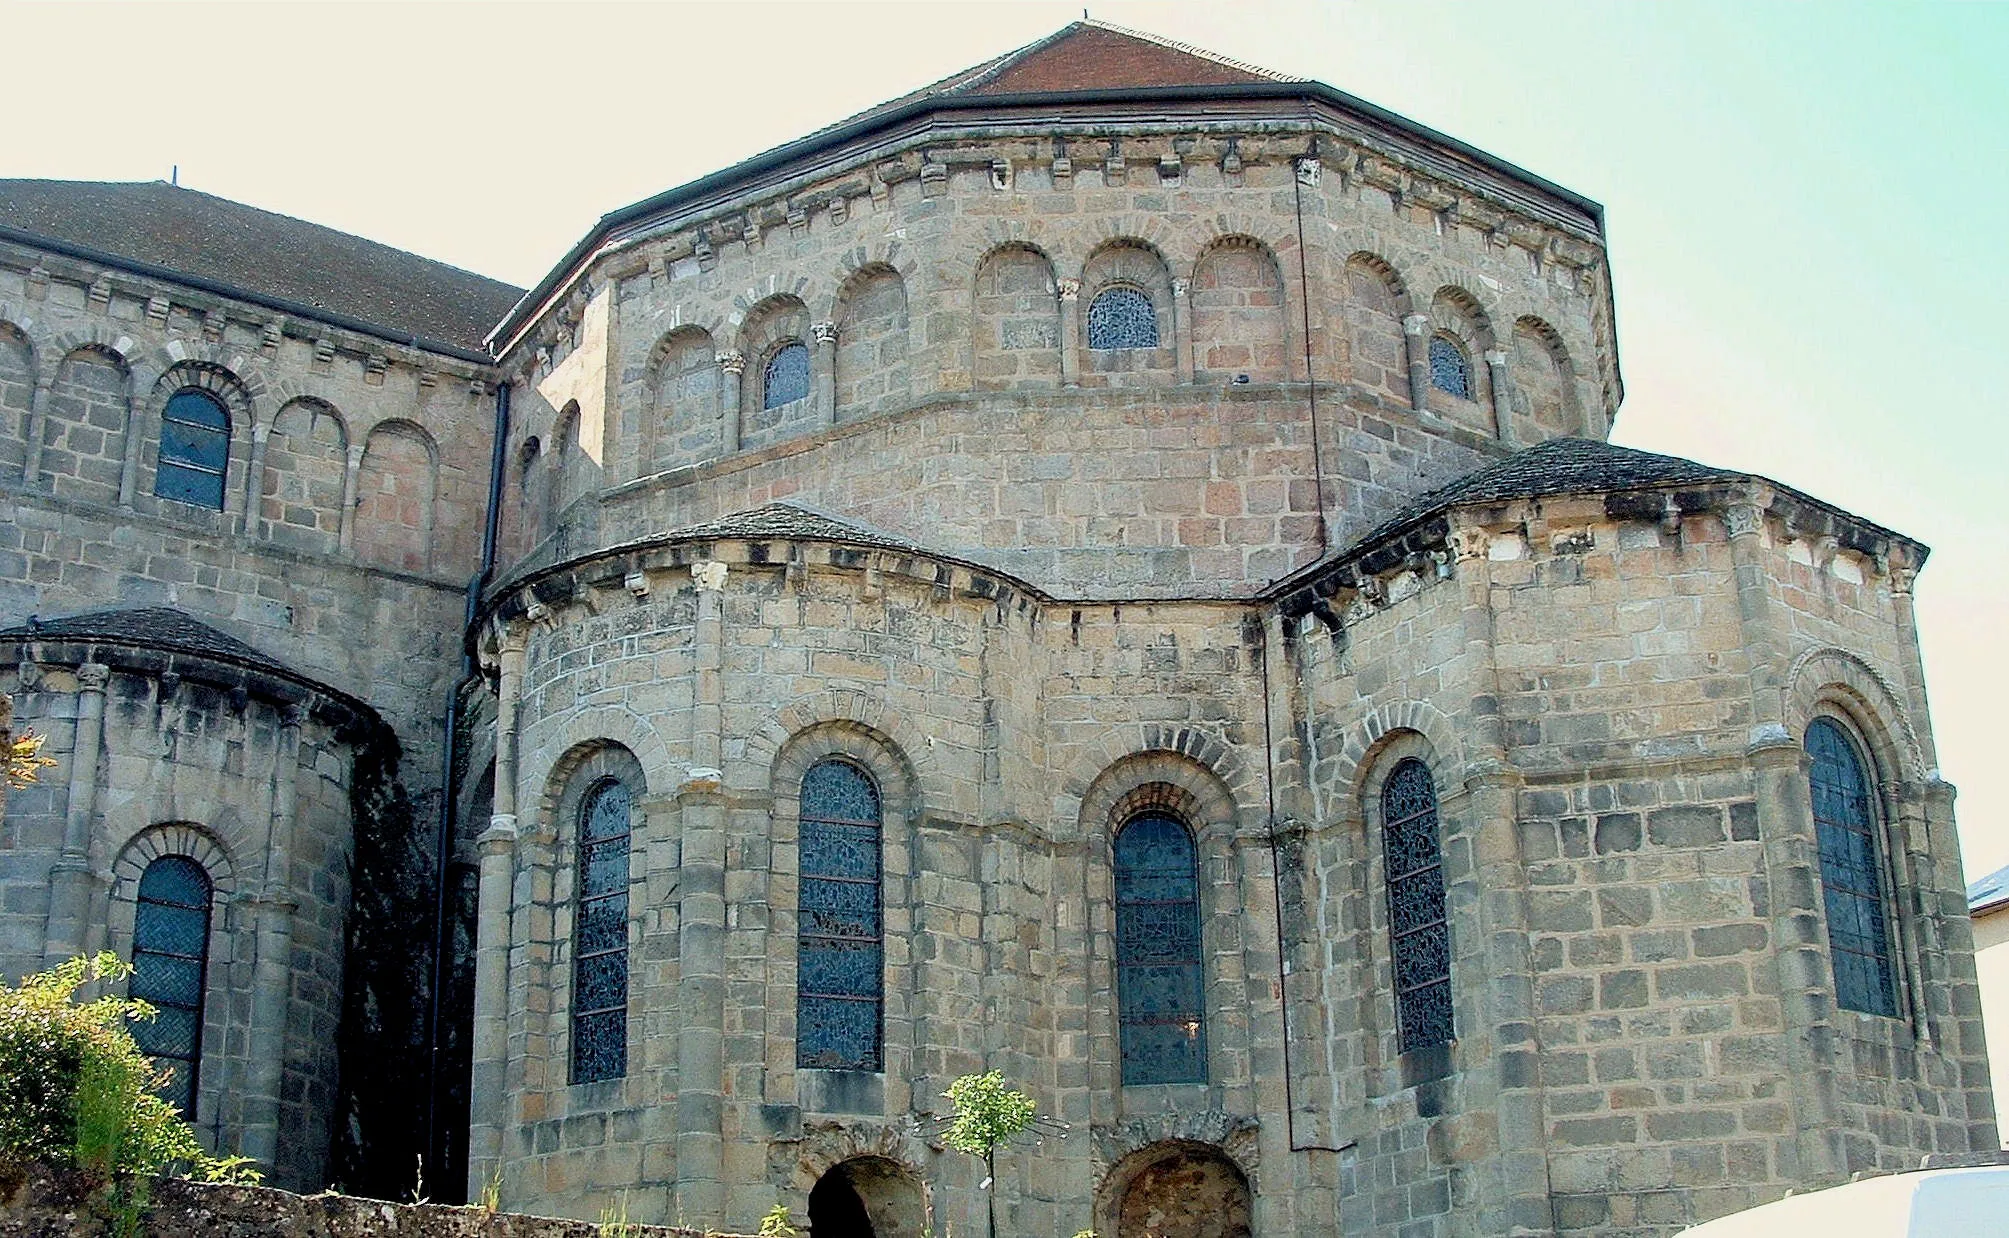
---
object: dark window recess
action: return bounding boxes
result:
[1383,759,1453,1052]
[764,341,810,409]
[1428,336,1472,399]
[1807,718,1899,1016]
[1087,286,1159,350]
[571,779,631,1083]
[129,855,213,1117]
[156,389,230,509]
[1114,812,1206,1085]
[797,760,883,1071]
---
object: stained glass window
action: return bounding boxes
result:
[156,389,229,509]
[129,855,213,1117]
[797,760,883,1071]
[572,779,631,1083]
[764,341,810,409]
[1383,759,1453,1052]
[1114,812,1205,1085]
[1088,287,1158,350]
[1807,718,1899,1017]
[1428,336,1472,399]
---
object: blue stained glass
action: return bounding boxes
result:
[763,341,810,409]
[1087,286,1158,350]
[1383,759,1453,1053]
[130,856,212,1118]
[1807,718,1898,1017]
[797,760,882,1071]
[572,780,630,1083]
[1428,337,1472,399]
[1115,812,1205,1085]
[156,390,228,510]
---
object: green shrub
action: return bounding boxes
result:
[0,952,256,1184]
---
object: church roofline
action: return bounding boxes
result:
[488,66,1606,355]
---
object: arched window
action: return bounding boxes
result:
[764,340,810,409]
[156,389,229,509]
[1114,812,1205,1085]
[1382,759,1453,1052]
[128,855,214,1117]
[572,779,631,1083]
[1428,336,1472,399]
[797,759,883,1071]
[1087,286,1159,350]
[1807,717,1899,1016]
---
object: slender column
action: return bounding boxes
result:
[715,351,745,454]
[1402,312,1431,412]
[467,631,525,1196]
[1057,280,1081,388]
[1726,497,1842,1184]
[338,443,364,552]
[242,419,272,536]
[1448,521,1551,1233]
[1885,559,1939,772]
[675,561,729,1226]
[243,704,304,1171]
[1170,278,1194,383]
[115,371,146,508]
[21,375,53,485]
[44,662,110,967]
[812,321,838,428]
[1484,348,1518,448]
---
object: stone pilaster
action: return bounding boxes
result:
[338,443,365,553]
[1171,278,1194,383]
[44,662,109,967]
[1484,348,1517,448]
[21,374,53,485]
[1403,312,1432,412]
[242,419,272,536]
[675,562,729,1226]
[467,631,525,1196]
[812,321,838,428]
[1057,280,1081,388]
[716,351,746,453]
[243,704,304,1172]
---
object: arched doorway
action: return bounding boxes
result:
[1102,1141,1253,1238]
[807,1157,925,1238]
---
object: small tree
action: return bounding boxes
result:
[941,1071,1038,1238]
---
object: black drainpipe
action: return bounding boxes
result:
[424,377,511,1188]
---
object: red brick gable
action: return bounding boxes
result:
[966,22,1293,94]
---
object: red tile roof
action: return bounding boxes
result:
[967,22,1299,94]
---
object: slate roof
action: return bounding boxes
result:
[825,20,1302,135]
[663,501,925,554]
[1971,863,2009,916]
[0,606,291,679]
[1362,437,1743,546]
[0,180,523,356]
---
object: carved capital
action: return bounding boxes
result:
[715,349,746,376]
[1056,278,1081,303]
[1888,563,1916,597]
[1449,526,1490,563]
[811,320,839,346]
[693,560,729,592]
[1483,348,1509,369]
[1402,313,1431,337]
[1170,278,1190,299]
[280,703,307,731]
[1723,503,1765,540]
[346,443,367,466]
[76,662,111,692]
[479,814,519,854]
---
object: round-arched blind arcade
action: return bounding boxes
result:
[1428,336,1472,400]
[572,779,632,1084]
[1806,717,1899,1017]
[797,759,884,1071]
[128,855,214,1117]
[1087,286,1159,350]
[156,389,230,509]
[1114,812,1206,1085]
[1382,759,1453,1052]
[763,340,811,409]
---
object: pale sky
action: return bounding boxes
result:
[8,0,2006,879]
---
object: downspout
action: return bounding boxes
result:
[424,377,511,1188]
